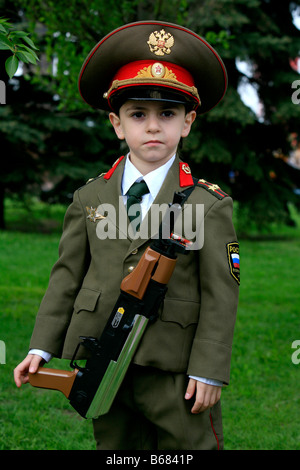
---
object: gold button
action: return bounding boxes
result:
[131,248,138,255]
[128,266,135,273]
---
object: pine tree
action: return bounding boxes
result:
[182,0,300,232]
[1,0,300,232]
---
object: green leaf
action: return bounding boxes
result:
[0,33,14,50]
[0,17,11,33]
[0,23,8,34]
[15,51,29,62]
[9,30,29,38]
[17,44,39,61]
[5,55,19,78]
[16,50,37,64]
[23,36,39,50]
[0,43,11,50]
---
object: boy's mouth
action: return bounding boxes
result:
[144,140,163,146]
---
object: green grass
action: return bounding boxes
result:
[0,199,300,449]
[0,230,96,450]
[222,238,300,450]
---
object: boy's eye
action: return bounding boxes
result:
[128,108,176,119]
[162,110,175,117]
[131,111,144,118]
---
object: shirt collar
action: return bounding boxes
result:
[122,153,176,200]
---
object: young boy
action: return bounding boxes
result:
[14,21,239,450]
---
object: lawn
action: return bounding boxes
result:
[0,199,299,450]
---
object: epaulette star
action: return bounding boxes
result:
[197,179,228,199]
[86,173,106,185]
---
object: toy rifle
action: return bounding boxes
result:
[28,189,194,419]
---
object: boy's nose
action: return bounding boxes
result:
[146,115,160,133]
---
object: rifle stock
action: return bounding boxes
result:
[29,368,78,398]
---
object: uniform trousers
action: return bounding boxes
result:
[92,364,223,450]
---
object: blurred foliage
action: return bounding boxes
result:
[0,16,39,78]
[0,0,300,232]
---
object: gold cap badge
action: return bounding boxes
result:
[151,62,165,78]
[147,29,174,56]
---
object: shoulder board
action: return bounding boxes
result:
[196,179,229,200]
[86,173,106,185]
[85,155,125,185]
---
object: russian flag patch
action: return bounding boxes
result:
[226,242,240,285]
[231,253,240,269]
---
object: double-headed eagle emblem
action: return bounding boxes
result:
[147,29,174,56]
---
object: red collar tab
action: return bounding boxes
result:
[104,156,125,180]
[179,162,194,187]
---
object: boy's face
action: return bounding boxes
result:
[109,100,196,174]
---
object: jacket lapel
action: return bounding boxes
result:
[97,157,129,241]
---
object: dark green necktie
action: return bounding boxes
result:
[126,180,149,231]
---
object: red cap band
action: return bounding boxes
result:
[112,60,195,87]
[104,60,200,106]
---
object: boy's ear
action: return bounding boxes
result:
[181,110,197,138]
[109,112,125,140]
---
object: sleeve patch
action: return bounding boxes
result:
[226,242,240,285]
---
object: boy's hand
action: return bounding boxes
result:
[185,378,221,414]
[14,354,44,388]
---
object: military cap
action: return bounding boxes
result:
[78,20,227,114]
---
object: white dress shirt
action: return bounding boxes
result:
[30,153,222,387]
[121,153,176,219]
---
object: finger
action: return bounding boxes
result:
[191,393,206,413]
[13,366,23,388]
[14,355,43,387]
[192,385,221,414]
[215,387,221,403]
[14,356,31,387]
[192,398,211,413]
[29,355,43,374]
[185,378,196,400]
[191,383,211,414]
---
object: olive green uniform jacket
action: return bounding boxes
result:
[29,156,239,385]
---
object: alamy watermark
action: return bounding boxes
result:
[0,340,6,364]
[291,80,300,105]
[0,80,6,104]
[291,340,300,365]
[93,199,204,250]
